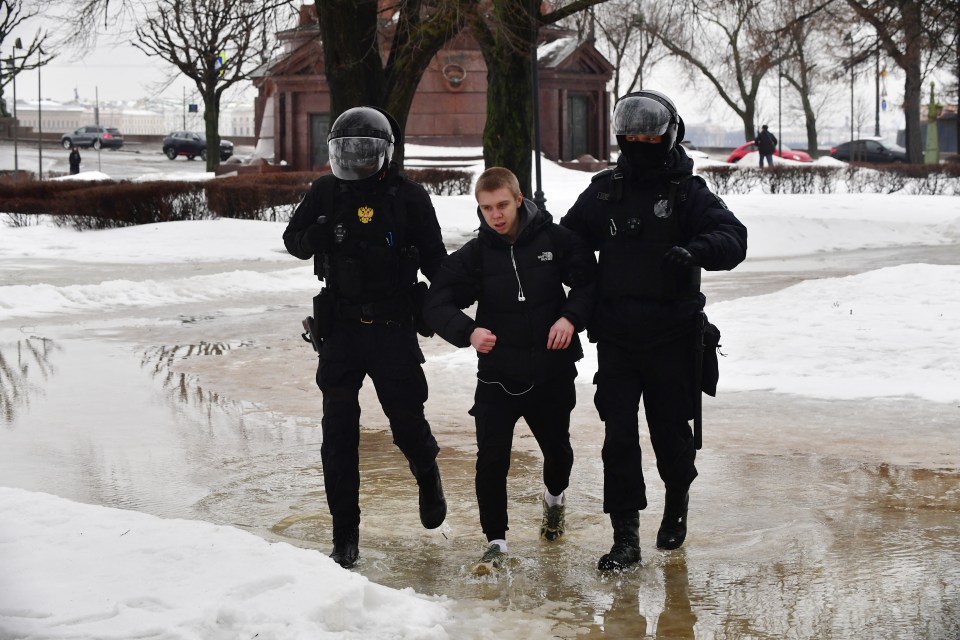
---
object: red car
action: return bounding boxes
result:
[726,141,813,163]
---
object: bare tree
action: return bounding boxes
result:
[578,0,669,98]
[842,0,949,163]
[775,0,843,157]
[134,0,291,171]
[468,0,607,196]
[1,0,51,118]
[316,0,469,169]
[317,0,605,189]
[649,0,786,142]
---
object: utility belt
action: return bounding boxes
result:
[301,289,406,352]
[301,286,430,353]
[336,293,412,324]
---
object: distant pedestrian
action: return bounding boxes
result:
[755,125,777,168]
[68,147,81,175]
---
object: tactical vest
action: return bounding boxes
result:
[592,167,701,301]
[313,177,419,316]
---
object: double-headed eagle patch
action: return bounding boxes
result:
[357,206,374,224]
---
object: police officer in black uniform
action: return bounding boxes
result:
[282,106,448,569]
[560,90,748,571]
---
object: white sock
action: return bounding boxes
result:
[489,539,507,552]
[544,489,564,507]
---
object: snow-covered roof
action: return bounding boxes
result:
[538,37,579,68]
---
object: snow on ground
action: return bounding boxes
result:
[0,487,455,640]
[1,155,959,639]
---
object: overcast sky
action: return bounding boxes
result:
[8,2,916,138]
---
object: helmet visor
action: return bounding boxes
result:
[612,96,673,137]
[328,136,390,180]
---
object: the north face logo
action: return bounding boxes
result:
[537,251,553,262]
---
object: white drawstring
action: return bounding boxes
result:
[510,246,526,302]
[478,376,534,396]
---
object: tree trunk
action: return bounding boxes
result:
[203,87,221,172]
[741,101,757,143]
[801,93,819,159]
[786,73,819,158]
[318,1,385,125]
[317,1,461,170]
[902,54,924,163]
[901,2,924,163]
[846,0,926,163]
[384,55,432,170]
[477,0,536,197]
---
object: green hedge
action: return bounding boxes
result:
[697,164,960,195]
[0,167,476,230]
[2,164,956,231]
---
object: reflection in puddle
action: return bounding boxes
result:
[141,341,252,409]
[0,337,60,424]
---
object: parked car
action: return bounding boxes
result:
[829,138,908,164]
[726,141,813,163]
[679,140,710,161]
[162,131,234,161]
[60,125,124,150]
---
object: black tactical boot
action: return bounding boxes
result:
[414,463,447,529]
[597,511,641,571]
[330,524,359,569]
[656,488,689,550]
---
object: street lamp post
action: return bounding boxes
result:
[777,53,783,158]
[10,38,24,174]
[37,47,44,179]
[847,34,854,152]
[874,38,881,137]
[530,0,546,213]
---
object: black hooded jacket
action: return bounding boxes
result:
[560,146,747,348]
[424,199,597,388]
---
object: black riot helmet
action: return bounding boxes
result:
[327,106,396,180]
[612,90,686,169]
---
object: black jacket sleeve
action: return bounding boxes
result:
[552,224,597,332]
[402,179,447,281]
[558,189,604,251]
[683,181,748,271]
[282,176,334,260]
[422,242,481,348]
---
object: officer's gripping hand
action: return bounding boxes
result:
[305,223,326,254]
[470,327,497,354]
[663,245,698,269]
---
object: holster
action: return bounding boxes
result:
[313,288,335,338]
[301,288,337,353]
[694,312,722,450]
[701,316,721,397]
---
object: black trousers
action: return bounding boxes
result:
[594,335,698,514]
[469,375,576,541]
[315,319,440,528]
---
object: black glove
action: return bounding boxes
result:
[663,245,698,268]
[305,223,326,253]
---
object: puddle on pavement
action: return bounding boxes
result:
[1,335,958,638]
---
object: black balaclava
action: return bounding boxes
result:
[617,135,672,170]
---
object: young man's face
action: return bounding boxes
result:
[477,186,522,242]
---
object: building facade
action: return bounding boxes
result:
[251,8,613,172]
